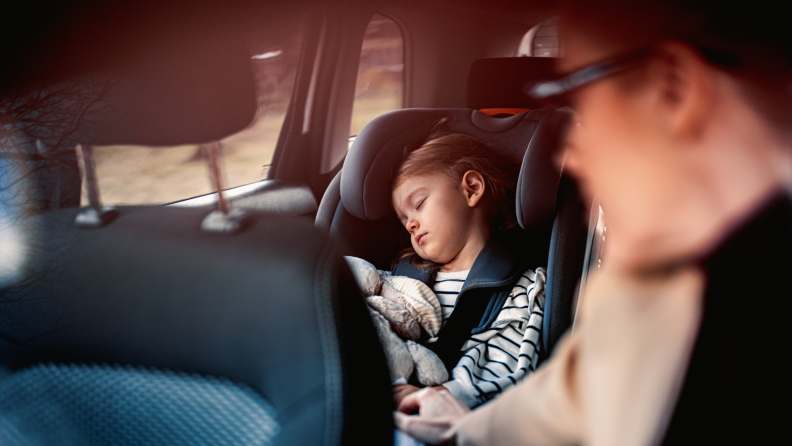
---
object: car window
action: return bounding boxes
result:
[83,26,304,206]
[517,16,560,57]
[348,14,404,138]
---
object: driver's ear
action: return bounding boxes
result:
[461,170,486,207]
[652,41,716,142]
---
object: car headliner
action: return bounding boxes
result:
[3,0,556,146]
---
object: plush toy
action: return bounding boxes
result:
[345,256,449,386]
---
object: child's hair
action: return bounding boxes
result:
[391,132,520,268]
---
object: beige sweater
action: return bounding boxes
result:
[456,265,705,446]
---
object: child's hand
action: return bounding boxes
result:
[393,384,422,407]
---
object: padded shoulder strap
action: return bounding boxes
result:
[471,289,513,335]
[430,234,538,371]
[430,286,511,372]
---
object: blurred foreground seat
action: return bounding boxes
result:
[0,206,392,446]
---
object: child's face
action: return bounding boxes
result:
[392,171,487,269]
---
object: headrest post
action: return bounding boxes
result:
[205,141,231,215]
[74,143,117,228]
[200,141,251,234]
[75,144,101,212]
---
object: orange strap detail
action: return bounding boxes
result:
[477,108,530,117]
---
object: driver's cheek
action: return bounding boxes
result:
[562,122,587,179]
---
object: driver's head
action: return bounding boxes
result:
[555,0,792,270]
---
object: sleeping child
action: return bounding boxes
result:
[346,132,546,411]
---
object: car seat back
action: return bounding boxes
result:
[467,57,555,115]
[541,175,591,358]
[0,206,392,446]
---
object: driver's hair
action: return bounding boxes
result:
[561,0,792,131]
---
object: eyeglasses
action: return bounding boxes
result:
[526,48,651,101]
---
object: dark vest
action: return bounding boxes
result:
[392,232,542,371]
[661,191,792,444]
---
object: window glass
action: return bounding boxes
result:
[517,17,560,57]
[85,26,303,205]
[349,14,404,137]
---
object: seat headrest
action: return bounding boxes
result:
[340,107,572,232]
[2,1,259,146]
[466,57,555,110]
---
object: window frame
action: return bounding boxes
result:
[517,17,560,58]
[348,13,407,139]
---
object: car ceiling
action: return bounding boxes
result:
[2,0,557,147]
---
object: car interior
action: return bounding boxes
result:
[0,0,606,444]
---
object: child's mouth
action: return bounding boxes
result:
[415,233,426,245]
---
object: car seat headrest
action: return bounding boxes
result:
[340,108,571,233]
[466,57,555,110]
[3,2,258,146]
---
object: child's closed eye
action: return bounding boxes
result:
[416,198,426,210]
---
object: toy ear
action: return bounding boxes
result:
[406,341,448,386]
[344,256,382,296]
[368,309,414,382]
[380,276,443,337]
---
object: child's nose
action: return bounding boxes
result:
[407,218,418,233]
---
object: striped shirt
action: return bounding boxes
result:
[433,270,469,324]
[438,268,546,408]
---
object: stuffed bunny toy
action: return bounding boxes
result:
[345,256,449,386]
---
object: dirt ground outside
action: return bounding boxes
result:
[86,14,403,206]
[87,93,400,206]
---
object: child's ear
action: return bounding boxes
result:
[461,170,486,207]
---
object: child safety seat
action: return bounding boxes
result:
[316,58,589,359]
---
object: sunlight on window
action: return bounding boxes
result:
[85,26,303,205]
[349,14,404,138]
[517,17,560,58]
